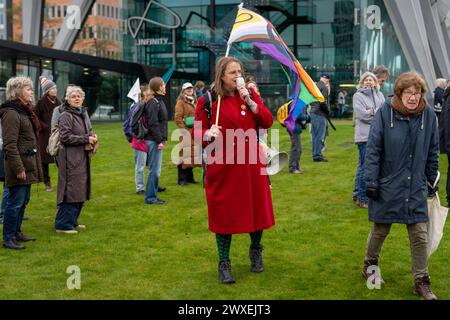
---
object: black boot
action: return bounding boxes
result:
[249,245,264,272]
[3,240,26,250]
[218,259,235,284]
[16,233,37,242]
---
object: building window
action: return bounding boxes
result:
[102,5,105,17]
[50,6,55,19]
[57,5,61,18]
[64,5,67,17]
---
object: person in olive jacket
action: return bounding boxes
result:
[363,72,439,300]
[144,77,168,205]
[0,76,43,250]
[54,86,97,234]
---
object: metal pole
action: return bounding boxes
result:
[209,0,216,82]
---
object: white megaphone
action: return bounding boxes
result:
[259,139,289,175]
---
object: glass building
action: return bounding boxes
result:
[1,0,449,118]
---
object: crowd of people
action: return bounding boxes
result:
[0,57,449,300]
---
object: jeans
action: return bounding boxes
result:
[289,132,302,170]
[356,143,368,201]
[134,149,147,192]
[1,184,9,217]
[365,223,429,279]
[145,140,163,203]
[353,164,360,199]
[2,184,31,241]
[310,113,327,160]
[55,202,84,230]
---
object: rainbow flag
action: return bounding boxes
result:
[227,4,324,133]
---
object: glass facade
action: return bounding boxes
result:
[0,0,412,118]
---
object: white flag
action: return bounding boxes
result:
[127,78,141,103]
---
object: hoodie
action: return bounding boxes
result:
[353,86,385,143]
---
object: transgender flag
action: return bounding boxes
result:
[227,4,324,133]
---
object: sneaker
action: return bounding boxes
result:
[45,183,53,192]
[158,186,166,192]
[75,224,86,230]
[146,199,165,205]
[289,169,304,174]
[56,229,78,234]
[313,158,328,162]
[136,190,145,195]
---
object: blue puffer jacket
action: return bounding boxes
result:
[365,98,439,224]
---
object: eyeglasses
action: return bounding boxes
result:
[403,90,422,100]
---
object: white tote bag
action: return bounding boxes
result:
[427,172,448,257]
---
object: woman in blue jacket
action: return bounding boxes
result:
[363,72,439,300]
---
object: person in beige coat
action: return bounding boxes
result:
[174,82,201,186]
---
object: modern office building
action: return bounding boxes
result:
[0,0,449,119]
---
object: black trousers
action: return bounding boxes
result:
[446,154,450,206]
[42,163,50,185]
[178,165,194,184]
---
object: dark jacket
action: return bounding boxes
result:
[310,80,329,117]
[439,87,450,153]
[144,95,168,144]
[365,99,439,224]
[0,100,44,187]
[434,87,445,110]
[35,94,60,163]
[56,102,92,204]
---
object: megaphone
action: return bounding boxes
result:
[259,140,289,175]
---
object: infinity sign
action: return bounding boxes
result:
[128,0,182,39]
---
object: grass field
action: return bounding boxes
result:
[0,120,448,300]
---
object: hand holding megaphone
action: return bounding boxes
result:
[236,77,250,100]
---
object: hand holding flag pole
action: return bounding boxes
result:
[221,2,324,133]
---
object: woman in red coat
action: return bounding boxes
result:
[194,56,275,284]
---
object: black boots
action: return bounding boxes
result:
[250,245,264,272]
[218,259,235,284]
[3,240,26,250]
[16,233,36,242]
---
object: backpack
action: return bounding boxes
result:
[123,103,138,143]
[277,100,292,127]
[130,102,150,140]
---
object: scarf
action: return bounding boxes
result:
[392,95,426,117]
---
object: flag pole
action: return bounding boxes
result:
[215,45,231,126]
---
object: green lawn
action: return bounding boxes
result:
[0,120,448,300]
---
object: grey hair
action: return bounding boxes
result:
[357,71,380,90]
[65,86,85,101]
[6,76,34,101]
[435,78,447,90]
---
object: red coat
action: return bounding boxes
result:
[194,89,275,234]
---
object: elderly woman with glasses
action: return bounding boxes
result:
[54,86,98,234]
[363,72,439,300]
